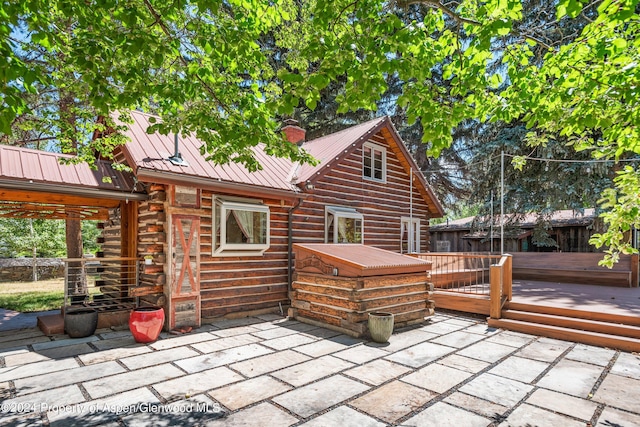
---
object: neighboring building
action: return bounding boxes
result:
[99,111,444,328]
[429,209,604,253]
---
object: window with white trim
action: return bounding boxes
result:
[401,217,421,254]
[325,206,364,244]
[362,142,386,182]
[213,196,270,256]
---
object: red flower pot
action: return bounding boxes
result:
[129,306,165,343]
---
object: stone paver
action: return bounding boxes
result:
[0,357,80,382]
[537,358,603,397]
[1,384,86,410]
[489,355,550,383]
[13,360,125,395]
[459,373,533,407]
[152,366,244,401]
[299,406,385,427]
[259,333,316,350]
[609,352,640,380]
[175,343,273,373]
[293,335,358,357]
[273,374,369,418]
[404,401,491,427]
[190,334,262,353]
[205,402,298,427]
[526,388,598,421]
[83,363,184,399]
[208,375,292,410]
[443,392,508,419]
[565,344,616,367]
[0,311,639,427]
[350,380,436,423]
[382,329,438,352]
[385,341,456,368]
[457,340,516,363]
[498,403,584,427]
[484,330,535,348]
[402,363,472,393]
[515,337,572,362]
[431,331,486,348]
[119,346,200,370]
[592,372,640,413]
[78,345,151,365]
[271,354,354,387]
[332,344,388,364]
[2,349,50,366]
[229,349,310,377]
[596,407,640,427]
[343,359,412,386]
[148,331,216,350]
[438,354,490,374]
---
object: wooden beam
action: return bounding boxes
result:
[0,189,121,208]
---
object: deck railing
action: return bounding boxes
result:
[63,257,139,312]
[489,254,513,319]
[413,252,502,295]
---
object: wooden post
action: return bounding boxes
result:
[504,254,513,301]
[489,264,502,319]
[631,254,639,288]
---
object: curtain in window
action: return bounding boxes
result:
[232,210,254,243]
[338,217,348,242]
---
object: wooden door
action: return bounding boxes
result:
[169,214,201,329]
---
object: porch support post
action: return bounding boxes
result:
[489,264,502,319]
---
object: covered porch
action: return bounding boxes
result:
[0,145,148,334]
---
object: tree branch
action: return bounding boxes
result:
[396,0,553,50]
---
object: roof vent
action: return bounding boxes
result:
[168,133,189,167]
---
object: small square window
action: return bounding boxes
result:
[363,142,386,182]
[213,197,270,256]
[325,206,364,244]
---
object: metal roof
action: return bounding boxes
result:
[431,209,597,231]
[117,111,443,215]
[117,111,298,193]
[0,144,141,197]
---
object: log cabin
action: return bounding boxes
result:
[0,112,444,330]
[108,111,444,329]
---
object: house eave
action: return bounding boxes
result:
[0,179,148,202]
[136,168,305,202]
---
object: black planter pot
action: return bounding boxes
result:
[64,308,98,338]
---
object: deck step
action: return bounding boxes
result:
[505,301,640,327]
[502,310,640,339]
[487,317,640,353]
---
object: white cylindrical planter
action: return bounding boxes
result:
[368,312,394,343]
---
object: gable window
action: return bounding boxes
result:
[362,142,386,182]
[213,196,270,256]
[401,217,421,254]
[325,206,364,244]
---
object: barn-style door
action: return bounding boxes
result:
[169,214,201,329]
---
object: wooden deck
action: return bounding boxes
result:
[433,277,640,352]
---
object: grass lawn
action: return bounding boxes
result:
[0,278,65,312]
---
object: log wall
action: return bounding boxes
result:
[198,190,295,318]
[292,132,434,252]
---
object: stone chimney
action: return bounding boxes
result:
[282,118,306,145]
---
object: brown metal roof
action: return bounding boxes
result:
[117,111,298,193]
[117,111,443,215]
[0,144,141,197]
[294,243,431,277]
[431,209,597,232]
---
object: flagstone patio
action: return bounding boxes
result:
[1,311,639,426]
